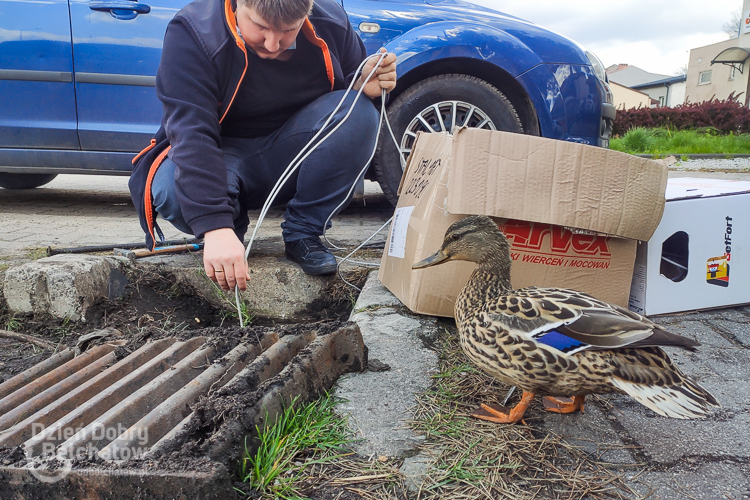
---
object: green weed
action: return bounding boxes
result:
[612,127,750,155]
[4,315,22,332]
[240,392,352,499]
[25,247,48,260]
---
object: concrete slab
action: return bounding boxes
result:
[152,252,335,321]
[336,272,439,458]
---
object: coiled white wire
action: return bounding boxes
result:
[234,50,406,327]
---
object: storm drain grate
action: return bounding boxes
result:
[0,323,365,499]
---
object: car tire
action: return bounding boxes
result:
[373,74,524,206]
[0,173,58,189]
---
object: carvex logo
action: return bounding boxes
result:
[499,220,611,257]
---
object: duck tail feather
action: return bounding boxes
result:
[610,377,719,419]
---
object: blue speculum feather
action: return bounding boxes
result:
[534,330,587,354]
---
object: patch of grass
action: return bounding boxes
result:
[0,263,9,273]
[611,127,750,155]
[25,247,48,260]
[239,392,353,499]
[190,256,255,327]
[410,326,640,499]
[3,314,22,332]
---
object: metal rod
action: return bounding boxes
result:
[47,238,201,256]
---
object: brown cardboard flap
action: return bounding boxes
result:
[447,128,667,241]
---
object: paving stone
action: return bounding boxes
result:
[399,451,436,494]
[3,255,128,321]
[706,318,750,347]
[629,461,750,500]
[535,402,636,465]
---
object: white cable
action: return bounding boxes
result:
[336,216,393,291]
[321,82,386,250]
[234,51,388,327]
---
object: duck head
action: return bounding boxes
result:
[412,215,512,275]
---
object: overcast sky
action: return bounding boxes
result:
[468,0,740,76]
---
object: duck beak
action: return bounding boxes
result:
[412,249,450,269]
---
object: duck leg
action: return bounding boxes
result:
[472,391,535,424]
[542,395,585,414]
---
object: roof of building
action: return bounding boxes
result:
[631,74,687,89]
[605,64,671,87]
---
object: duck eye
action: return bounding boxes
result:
[451,233,460,241]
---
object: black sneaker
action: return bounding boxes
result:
[284,237,337,275]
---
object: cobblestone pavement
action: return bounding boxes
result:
[0,176,393,262]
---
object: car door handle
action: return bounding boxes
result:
[89,0,151,14]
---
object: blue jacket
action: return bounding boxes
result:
[129,0,367,249]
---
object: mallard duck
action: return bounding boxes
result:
[413,215,719,423]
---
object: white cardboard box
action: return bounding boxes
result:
[628,177,750,316]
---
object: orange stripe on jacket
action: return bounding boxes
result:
[221,0,249,123]
[144,146,171,249]
[132,138,157,165]
[302,19,335,91]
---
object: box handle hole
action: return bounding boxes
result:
[660,231,689,282]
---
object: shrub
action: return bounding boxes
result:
[613,94,750,136]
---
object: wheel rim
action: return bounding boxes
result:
[399,100,497,166]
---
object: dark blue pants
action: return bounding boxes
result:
[151,90,379,242]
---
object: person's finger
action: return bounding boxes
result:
[214,268,229,290]
[235,262,248,291]
[224,266,237,290]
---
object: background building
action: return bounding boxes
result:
[606,65,686,108]
[632,75,687,108]
[609,81,653,110]
[685,38,749,105]
[685,0,750,106]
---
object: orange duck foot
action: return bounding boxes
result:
[542,395,585,414]
[471,391,535,424]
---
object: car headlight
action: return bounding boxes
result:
[584,49,606,83]
[580,48,613,105]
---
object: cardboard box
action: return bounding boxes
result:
[379,128,668,318]
[628,177,750,316]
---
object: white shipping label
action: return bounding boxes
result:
[388,206,415,258]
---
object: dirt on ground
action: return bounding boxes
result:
[0,262,371,499]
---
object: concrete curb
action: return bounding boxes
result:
[336,271,442,492]
[636,153,750,159]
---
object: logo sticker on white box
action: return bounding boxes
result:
[388,206,415,258]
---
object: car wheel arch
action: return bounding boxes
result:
[386,55,541,137]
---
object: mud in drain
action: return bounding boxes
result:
[0,321,366,499]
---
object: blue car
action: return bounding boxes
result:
[0,0,614,204]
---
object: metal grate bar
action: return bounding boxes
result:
[0,339,174,448]
[24,337,206,457]
[0,348,75,400]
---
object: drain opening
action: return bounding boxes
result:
[0,321,365,493]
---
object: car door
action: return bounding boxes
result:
[69,0,187,153]
[0,0,78,150]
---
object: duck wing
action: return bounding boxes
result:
[486,287,699,355]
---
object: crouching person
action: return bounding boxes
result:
[129,0,396,290]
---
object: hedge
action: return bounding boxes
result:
[613,93,750,136]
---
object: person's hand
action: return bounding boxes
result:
[203,228,250,291]
[356,48,397,99]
